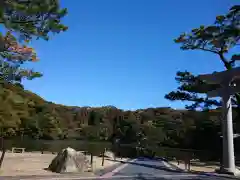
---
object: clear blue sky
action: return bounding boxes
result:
[22,0,237,110]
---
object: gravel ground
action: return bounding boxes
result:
[0,151,127,177]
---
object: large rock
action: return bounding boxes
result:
[48,147,91,173]
[104,151,115,159]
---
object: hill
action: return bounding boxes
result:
[0,83,234,154]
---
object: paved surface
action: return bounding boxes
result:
[1,158,240,180]
[101,158,239,179]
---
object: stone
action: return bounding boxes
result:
[104,151,115,160]
[48,147,91,173]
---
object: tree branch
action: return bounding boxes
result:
[8,20,40,24]
[197,47,219,54]
[218,50,231,69]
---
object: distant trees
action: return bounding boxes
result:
[0,82,230,160]
[165,5,240,110]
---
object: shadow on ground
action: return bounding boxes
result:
[108,158,184,173]
[106,158,240,180]
[190,161,240,167]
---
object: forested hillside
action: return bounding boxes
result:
[1,83,240,154]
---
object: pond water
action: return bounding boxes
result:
[3,138,221,160]
[4,139,111,155]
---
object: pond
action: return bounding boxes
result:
[4,138,111,156]
[3,138,221,160]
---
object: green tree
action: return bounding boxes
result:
[0,0,68,168]
[165,5,240,110]
[88,110,102,125]
[0,0,68,41]
[0,0,68,84]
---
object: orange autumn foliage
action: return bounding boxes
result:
[3,31,39,62]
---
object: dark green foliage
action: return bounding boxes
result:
[0,0,68,41]
[0,83,233,157]
[165,71,222,110]
[0,0,68,84]
[165,5,240,110]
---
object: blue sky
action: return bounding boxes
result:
[22,0,237,110]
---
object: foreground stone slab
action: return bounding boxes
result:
[48,147,91,173]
